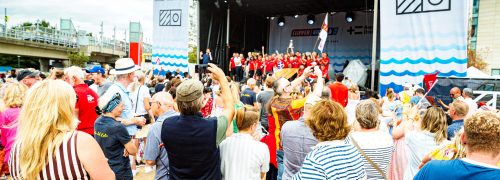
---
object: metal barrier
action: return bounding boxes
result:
[474,90,500,108]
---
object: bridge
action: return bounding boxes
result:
[0,21,151,71]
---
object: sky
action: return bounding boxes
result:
[2,0,154,42]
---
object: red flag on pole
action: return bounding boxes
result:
[423,71,439,92]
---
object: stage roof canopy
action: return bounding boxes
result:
[221,0,374,17]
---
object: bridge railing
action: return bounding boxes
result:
[2,25,152,56]
[3,26,79,48]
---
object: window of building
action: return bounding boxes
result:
[492,69,500,76]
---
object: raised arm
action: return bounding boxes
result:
[291,66,312,89]
[311,66,324,97]
[208,63,235,123]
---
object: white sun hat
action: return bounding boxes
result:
[109,58,141,75]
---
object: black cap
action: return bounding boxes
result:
[17,70,40,81]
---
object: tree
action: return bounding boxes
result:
[188,46,198,64]
[68,52,89,67]
[467,48,488,71]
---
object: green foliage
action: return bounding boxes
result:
[188,46,198,64]
[68,52,90,67]
[0,54,40,69]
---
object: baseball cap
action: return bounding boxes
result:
[176,79,204,102]
[87,66,105,74]
[17,69,40,81]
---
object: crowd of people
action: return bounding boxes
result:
[0,56,498,180]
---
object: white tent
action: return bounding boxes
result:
[466,67,491,79]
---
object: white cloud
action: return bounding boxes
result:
[3,0,153,42]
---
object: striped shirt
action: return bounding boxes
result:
[9,131,90,180]
[350,131,394,180]
[293,139,367,180]
[220,133,270,180]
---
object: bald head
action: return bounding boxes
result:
[450,87,462,99]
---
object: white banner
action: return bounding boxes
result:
[152,0,189,75]
[379,0,468,95]
[268,12,374,78]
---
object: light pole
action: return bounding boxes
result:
[17,55,20,68]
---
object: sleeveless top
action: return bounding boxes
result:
[161,114,221,180]
[9,131,90,180]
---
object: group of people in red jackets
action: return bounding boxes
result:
[229,50,331,82]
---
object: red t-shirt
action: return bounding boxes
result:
[328,82,349,107]
[74,84,99,135]
[265,60,275,72]
[230,58,235,69]
[249,60,256,70]
[321,66,329,79]
[321,57,330,66]
[257,60,264,70]
[297,69,304,76]
[291,59,300,68]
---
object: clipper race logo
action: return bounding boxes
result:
[159,9,182,26]
[396,0,451,15]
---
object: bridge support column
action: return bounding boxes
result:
[39,59,49,72]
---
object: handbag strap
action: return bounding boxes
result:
[349,135,387,180]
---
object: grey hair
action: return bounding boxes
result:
[355,100,380,129]
[64,66,85,80]
[321,87,331,99]
[273,78,289,96]
[463,88,474,98]
[177,95,204,115]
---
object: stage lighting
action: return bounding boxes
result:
[345,12,354,23]
[294,15,299,18]
[277,17,285,27]
[307,15,315,25]
[214,1,220,8]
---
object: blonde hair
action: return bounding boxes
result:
[230,82,241,104]
[421,106,448,144]
[451,129,466,159]
[449,100,468,117]
[306,100,350,141]
[386,88,395,100]
[464,111,500,156]
[3,83,28,108]
[349,84,359,93]
[16,80,77,179]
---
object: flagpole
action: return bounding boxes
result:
[312,37,320,53]
[315,13,328,53]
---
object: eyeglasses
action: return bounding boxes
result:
[149,101,161,106]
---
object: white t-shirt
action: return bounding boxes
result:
[234,57,242,66]
[220,133,269,180]
[463,97,478,118]
[130,85,151,115]
[404,131,447,180]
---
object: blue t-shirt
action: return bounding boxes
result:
[202,53,211,64]
[447,120,464,140]
[414,159,500,180]
[240,88,256,106]
[94,116,133,179]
